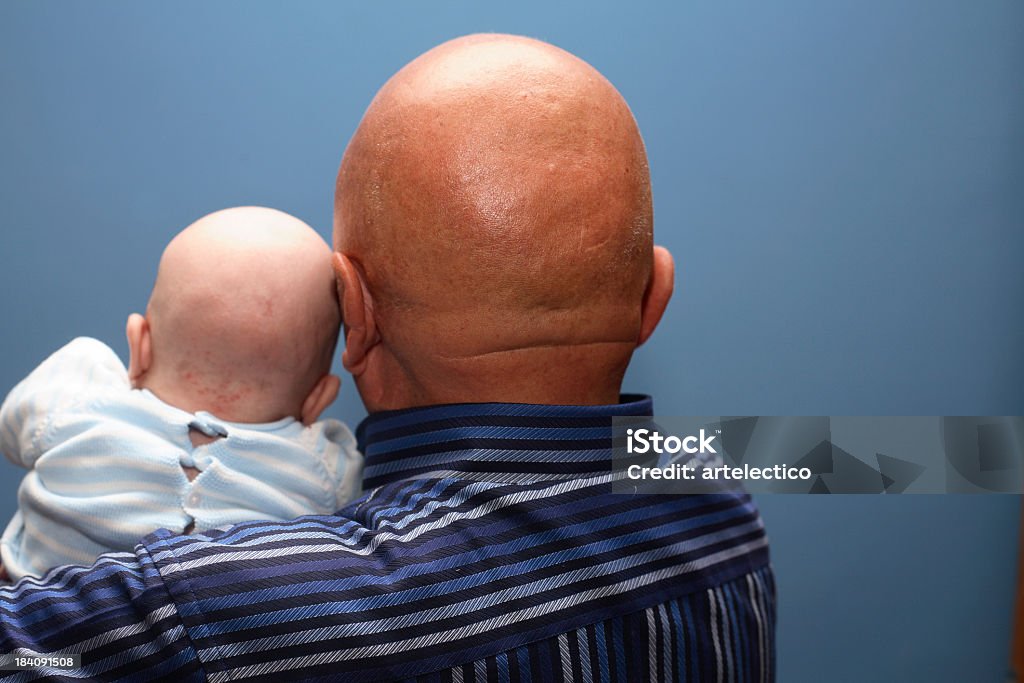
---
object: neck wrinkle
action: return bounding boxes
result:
[380,340,634,411]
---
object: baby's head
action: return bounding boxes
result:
[126,207,341,425]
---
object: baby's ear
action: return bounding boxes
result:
[125,313,153,386]
[300,374,340,425]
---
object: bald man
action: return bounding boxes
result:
[333,33,667,410]
[0,36,773,682]
[0,207,360,581]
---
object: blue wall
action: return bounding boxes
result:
[1,3,1021,680]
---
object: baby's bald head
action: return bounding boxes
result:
[334,34,672,410]
[129,207,341,423]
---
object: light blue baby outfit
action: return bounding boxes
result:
[0,337,363,581]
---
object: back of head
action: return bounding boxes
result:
[141,207,340,422]
[335,34,665,409]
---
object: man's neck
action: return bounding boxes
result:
[357,342,632,412]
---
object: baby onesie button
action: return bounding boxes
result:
[189,417,228,438]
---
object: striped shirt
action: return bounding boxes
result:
[0,395,774,681]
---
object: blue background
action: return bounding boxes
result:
[1,2,1022,680]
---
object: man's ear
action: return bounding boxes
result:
[331,252,379,376]
[300,373,341,425]
[638,246,675,346]
[125,313,153,386]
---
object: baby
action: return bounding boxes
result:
[0,206,362,581]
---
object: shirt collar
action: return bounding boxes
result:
[356,394,653,489]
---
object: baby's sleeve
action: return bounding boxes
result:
[318,420,364,509]
[0,337,129,469]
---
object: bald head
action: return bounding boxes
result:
[334,35,672,409]
[133,207,341,423]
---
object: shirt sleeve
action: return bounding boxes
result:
[0,338,130,470]
[0,546,205,682]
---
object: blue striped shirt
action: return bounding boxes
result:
[0,395,774,681]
